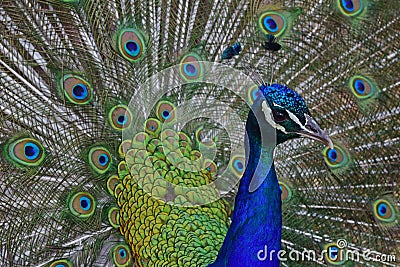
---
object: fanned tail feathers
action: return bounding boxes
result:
[1,0,399,266]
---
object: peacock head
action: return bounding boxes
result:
[250,84,333,148]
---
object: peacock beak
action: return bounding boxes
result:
[293,114,334,149]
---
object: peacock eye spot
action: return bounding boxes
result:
[80,198,89,209]
[378,203,387,216]
[119,248,126,258]
[272,109,288,122]
[109,105,132,130]
[125,41,140,57]
[126,41,138,51]
[117,114,127,124]
[113,244,131,265]
[49,259,73,267]
[24,144,38,158]
[162,110,170,119]
[185,63,196,74]
[338,0,363,16]
[265,17,277,30]
[99,154,108,165]
[354,79,365,93]
[328,149,338,162]
[72,84,87,98]
[236,161,243,170]
[344,0,354,10]
[69,192,95,217]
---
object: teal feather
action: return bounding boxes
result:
[1,0,399,266]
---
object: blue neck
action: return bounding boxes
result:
[209,110,282,267]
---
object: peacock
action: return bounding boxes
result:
[0,0,399,266]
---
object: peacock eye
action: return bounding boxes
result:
[272,110,288,122]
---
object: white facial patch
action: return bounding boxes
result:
[273,102,309,131]
[287,111,309,132]
[261,101,287,133]
[262,101,311,133]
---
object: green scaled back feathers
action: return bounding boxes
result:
[0,0,399,266]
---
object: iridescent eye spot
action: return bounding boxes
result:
[323,145,349,168]
[195,128,214,147]
[125,41,139,57]
[7,138,45,167]
[62,74,92,104]
[278,181,292,203]
[89,147,112,174]
[378,203,386,216]
[118,140,132,158]
[132,132,149,148]
[98,154,109,166]
[179,52,204,81]
[327,149,338,162]
[119,249,126,258]
[24,142,40,160]
[109,105,132,130]
[69,192,96,218]
[264,17,277,32]
[203,159,217,174]
[156,101,176,123]
[162,110,170,119]
[107,175,120,196]
[323,243,346,265]
[118,161,127,173]
[247,84,261,104]
[190,150,202,161]
[338,0,364,16]
[118,28,146,62]
[49,259,73,267]
[343,0,354,11]
[72,84,88,99]
[372,199,396,223]
[259,12,287,37]
[185,63,197,76]
[80,196,91,210]
[112,244,132,267]
[178,132,190,143]
[145,118,161,136]
[234,159,244,172]
[108,207,120,228]
[229,155,245,177]
[118,115,126,124]
[354,80,364,93]
[349,75,375,99]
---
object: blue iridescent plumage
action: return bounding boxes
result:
[211,84,331,266]
[259,84,310,123]
[222,42,242,59]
